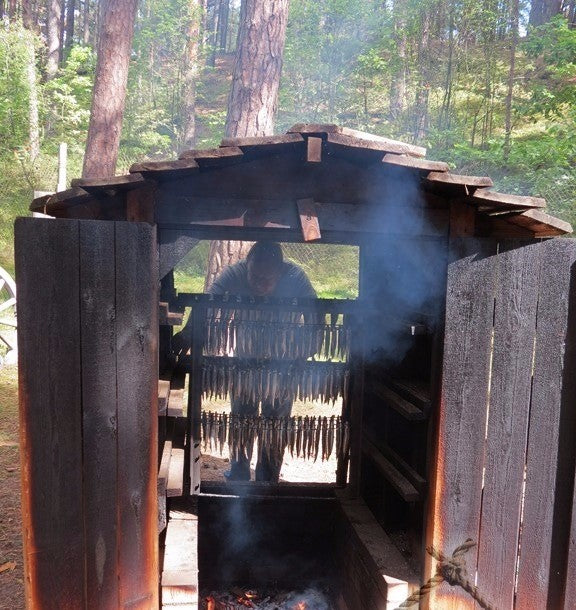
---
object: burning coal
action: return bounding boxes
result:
[204,586,332,609]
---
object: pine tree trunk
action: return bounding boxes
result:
[65,0,76,56]
[529,0,562,26]
[181,0,203,151]
[82,0,138,179]
[204,240,253,292]
[205,0,290,285]
[82,0,91,45]
[22,0,36,30]
[217,0,229,52]
[224,0,290,138]
[46,0,63,79]
[389,0,407,120]
[503,0,519,162]
[413,6,431,143]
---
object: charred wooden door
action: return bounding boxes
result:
[426,238,576,610]
[15,218,159,610]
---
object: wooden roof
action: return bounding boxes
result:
[31,124,572,239]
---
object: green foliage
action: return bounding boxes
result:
[0,23,38,152]
[44,45,95,142]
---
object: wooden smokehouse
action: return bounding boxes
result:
[16,124,576,609]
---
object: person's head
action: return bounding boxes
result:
[246,242,284,296]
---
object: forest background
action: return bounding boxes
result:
[1,0,576,279]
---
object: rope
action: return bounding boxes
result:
[394,539,496,610]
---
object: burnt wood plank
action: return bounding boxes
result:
[471,188,546,211]
[220,133,304,149]
[30,186,91,211]
[78,221,120,608]
[129,157,200,178]
[475,240,540,609]
[516,239,576,610]
[156,195,449,238]
[15,218,86,609]
[506,208,572,236]
[178,145,244,166]
[382,153,449,173]
[426,238,498,609]
[563,477,576,609]
[71,172,148,192]
[115,222,159,608]
[326,132,425,162]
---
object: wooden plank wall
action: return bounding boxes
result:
[425,238,576,610]
[16,218,159,610]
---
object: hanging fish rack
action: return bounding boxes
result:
[174,293,367,491]
[201,411,350,464]
[201,358,350,405]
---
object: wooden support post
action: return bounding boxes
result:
[127,184,156,223]
[306,136,323,163]
[449,200,476,237]
[184,304,204,495]
[342,315,364,496]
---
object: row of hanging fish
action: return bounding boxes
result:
[201,411,350,463]
[203,318,350,361]
[201,358,350,405]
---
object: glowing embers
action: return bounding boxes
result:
[204,586,332,609]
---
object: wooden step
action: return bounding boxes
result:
[158,437,173,532]
[167,389,185,417]
[162,504,198,609]
[158,379,170,416]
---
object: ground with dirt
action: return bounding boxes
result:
[0,364,24,610]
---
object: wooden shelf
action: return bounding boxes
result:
[368,379,427,421]
[362,436,421,502]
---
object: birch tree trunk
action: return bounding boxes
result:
[82,0,138,179]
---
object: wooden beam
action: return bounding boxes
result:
[427,171,493,195]
[297,198,321,241]
[307,136,323,162]
[156,196,449,238]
